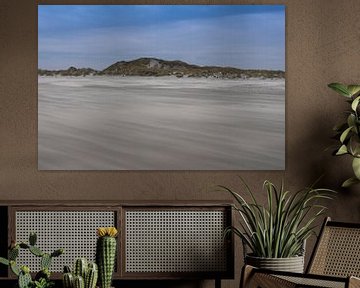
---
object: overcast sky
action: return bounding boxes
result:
[38,5,285,71]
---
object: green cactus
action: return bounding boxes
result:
[0,232,63,288]
[41,253,52,270]
[35,268,51,281]
[96,228,117,288]
[29,246,44,257]
[74,258,88,279]
[64,259,98,288]
[18,269,32,288]
[19,243,30,249]
[51,248,64,258]
[73,275,85,288]
[85,263,98,288]
[29,232,37,246]
[10,260,20,276]
[9,246,19,260]
[63,272,74,288]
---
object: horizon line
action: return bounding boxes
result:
[37,57,285,72]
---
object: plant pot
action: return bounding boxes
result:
[245,254,304,273]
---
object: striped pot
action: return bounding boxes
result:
[245,254,304,273]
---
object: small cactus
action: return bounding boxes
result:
[85,263,98,288]
[96,227,118,288]
[74,275,85,288]
[63,272,74,288]
[74,258,88,279]
[63,259,98,288]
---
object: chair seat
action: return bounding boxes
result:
[243,266,360,288]
[277,274,346,288]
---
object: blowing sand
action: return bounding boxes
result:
[38,76,285,170]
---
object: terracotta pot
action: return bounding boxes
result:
[245,254,304,273]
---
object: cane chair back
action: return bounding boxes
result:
[307,217,360,278]
[241,218,360,288]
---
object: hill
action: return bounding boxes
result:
[38,58,285,79]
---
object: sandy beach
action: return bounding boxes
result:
[38,76,285,170]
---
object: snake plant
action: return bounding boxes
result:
[220,178,335,258]
[328,83,360,187]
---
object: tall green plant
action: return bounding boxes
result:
[96,227,117,288]
[328,83,360,187]
[220,179,334,258]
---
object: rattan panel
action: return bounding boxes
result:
[125,210,227,273]
[310,226,360,277]
[15,211,115,272]
[277,275,345,288]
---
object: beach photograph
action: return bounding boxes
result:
[38,5,285,170]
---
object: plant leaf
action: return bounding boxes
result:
[352,157,360,179]
[336,145,348,155]
[347,85,360,97]
[340,126,353,143]
[328,83,350,97]
[347,114,358,132]
[342,177,360,188]
[352,96,360,111]
[0,257,9,266]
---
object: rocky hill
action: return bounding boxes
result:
[38,66,98,76]
[38,58,285,79]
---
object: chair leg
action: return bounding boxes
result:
[240,265,296,288]
[215,278,221,288]
[240,265,255,288]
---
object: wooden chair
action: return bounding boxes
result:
[241,217,360,288]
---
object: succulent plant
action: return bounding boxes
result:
[0,232,63,288]
[63,260,98,288]
[96,227,118,288]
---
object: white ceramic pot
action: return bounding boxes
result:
[245,254,305,273]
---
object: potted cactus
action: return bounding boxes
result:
[96,227,118,288]
[62,258,98,288]
[0,232,63,288]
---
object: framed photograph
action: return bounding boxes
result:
[38,5,285,170]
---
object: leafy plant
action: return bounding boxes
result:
[32,278,54,288]
[328,83,360,187]
[220,178,334,258]
[0,232,63,288]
